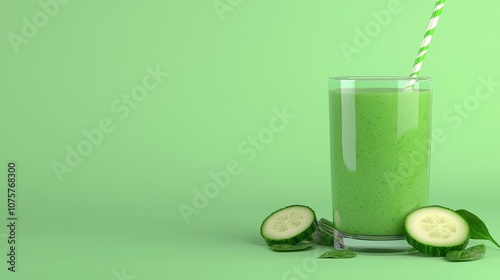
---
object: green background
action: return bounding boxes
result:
[1,0,499,279]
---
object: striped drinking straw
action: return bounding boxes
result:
[404,0,446,92]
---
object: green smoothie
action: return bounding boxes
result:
[329,88,431,236]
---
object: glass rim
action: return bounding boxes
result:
[330,76,432,82]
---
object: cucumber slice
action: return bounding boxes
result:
[260,205,317,246]
[404,206,470,256]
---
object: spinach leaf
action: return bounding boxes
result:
[270,242,314,252]
[446,244,486,262]
[455,209,500,248]
[318,249,357,259]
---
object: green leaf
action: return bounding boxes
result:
[318,249,357,259]
[467,244,487,254]
[455,209,500,248]
[270,242,314,252]
[446,244,486,262]
[318,218,335,230]
[312,219,334,246]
